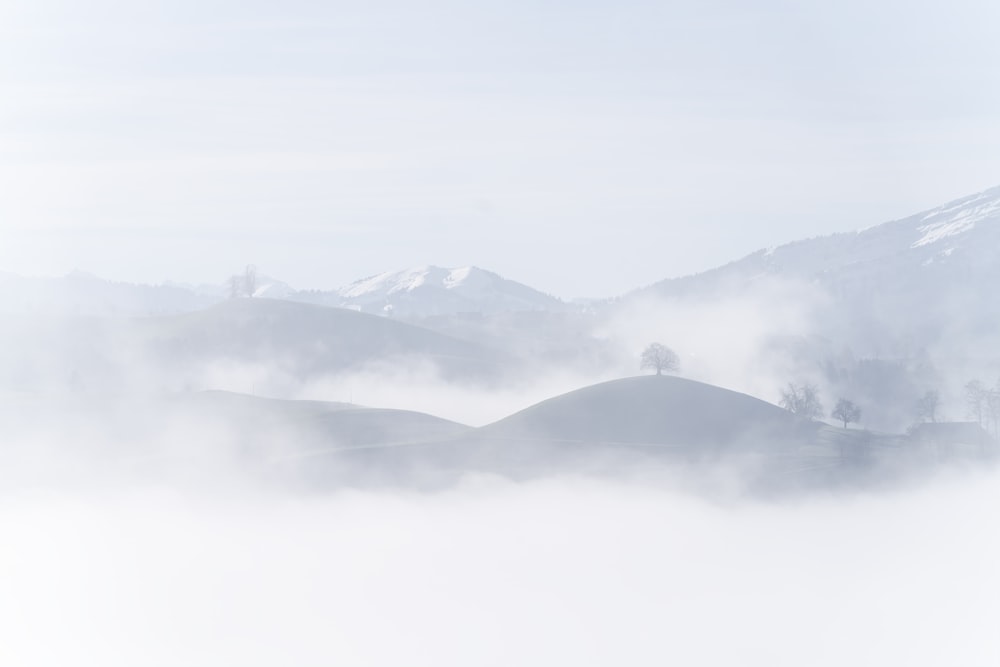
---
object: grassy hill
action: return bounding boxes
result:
[134,298,501,379]
[0,298,507,395]
[178,390,472,452]
[479,375,815,451]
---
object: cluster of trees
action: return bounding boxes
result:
[779,382,862,428]
[781,379,1000,435]
[914,390,940,424]
[778,382,823,419]
[637,344,997,437]
[964,379,1000,437]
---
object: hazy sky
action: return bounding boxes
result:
[2,0,999,297]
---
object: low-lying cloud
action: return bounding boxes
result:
[2,466,998,667]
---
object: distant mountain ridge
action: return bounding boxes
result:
[3,184,999,327]
[0,270,216,317]
[293,265,566,317]
[0,265,566,319]
[632,184,1000,355]
[642,185,1000,295]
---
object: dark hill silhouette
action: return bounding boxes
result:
[479,375,814,451]
[338,375,827,486]
[179,390,472,452]
[134,298,501,379]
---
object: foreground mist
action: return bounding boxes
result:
[3,470,998,666]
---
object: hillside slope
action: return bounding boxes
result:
[0,271,216,317]
[137,298,496,370]
[636,185,1000,352]
[0,298,504,395]
[480,375,814,450]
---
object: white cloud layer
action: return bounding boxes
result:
[2,471,998,666]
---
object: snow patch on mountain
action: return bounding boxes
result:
[444,266,472,288]
[911,190,1000,247]
[339,266,435,298]
[299,265,567,317]
[640,183,1000,305]
[252,278,296,299]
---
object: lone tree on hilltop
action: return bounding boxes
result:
[640,343,679,376]
[779,382,823,420]
[832,398,862,429]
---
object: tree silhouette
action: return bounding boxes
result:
[832,398,862,429]
[914,390,940,424]
[243,264,258,298]
[779,382,823,419]
[965,380,987,426]
[640,343,679,376]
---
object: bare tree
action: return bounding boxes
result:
[914,390,940,423]
[779,382,823,420]
[243,264,258,298]
[832,398,862,429]
[640,343,679,376]
[965,380,987,426]
[228,275,243,299]
[986,384,1000,438]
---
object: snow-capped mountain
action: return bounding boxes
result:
[635,184,1000,356]
[0,265,566,320]
[643,185,1000,295]
[252,277,297,300]
[295,265,566,317]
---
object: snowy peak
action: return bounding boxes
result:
[911,186,1000,248]
[443,266,473,288]
[635,183,1000,359]
[338,265,494,299]
[252,277,296,299]
[339,266,455,299]
[303,265,566,317]
[696,184,1000,285]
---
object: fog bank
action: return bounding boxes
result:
[3,473,997,666]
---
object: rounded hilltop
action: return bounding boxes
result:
[482,375,814,450]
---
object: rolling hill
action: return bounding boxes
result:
[0,270,216,317]
[179,390,472,452]
[129,297,503,381]
[0,298,505,396]
[479,375,815,451]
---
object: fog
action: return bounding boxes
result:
[3,469,998,666]
[4,0,1000,660]
[600,277,831,404]
[2,280,997,666]
[2,370,998,666]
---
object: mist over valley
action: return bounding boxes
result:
[5,1,1000,661]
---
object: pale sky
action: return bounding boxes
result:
[2,0,999,297]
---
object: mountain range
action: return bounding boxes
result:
[4,185,997,325]
[3,184,999,432]
[636,184,1000,355]
[5,181,1000,492]
[292,265,566,317]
